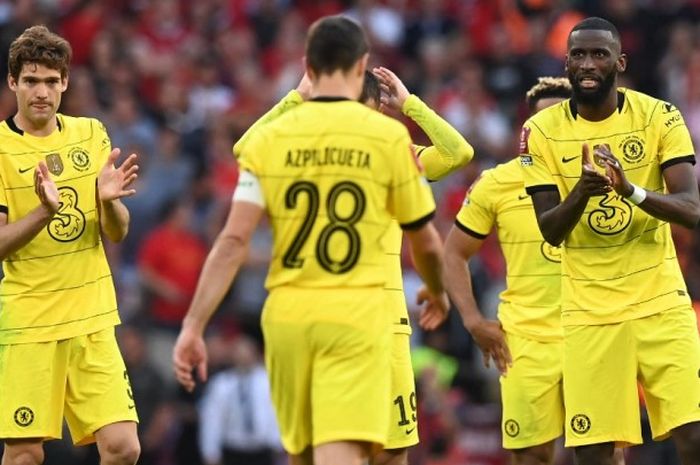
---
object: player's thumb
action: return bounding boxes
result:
[581,143,592,166]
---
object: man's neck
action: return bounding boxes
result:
[309,71,359,101]
[574,89,620,122]
[13,113,58,137]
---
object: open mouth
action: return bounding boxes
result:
[578,76,600,89]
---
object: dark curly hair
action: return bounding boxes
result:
[8,25,72,81]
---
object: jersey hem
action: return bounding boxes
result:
[561,304,689,327]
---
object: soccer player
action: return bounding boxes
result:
[0,26,140,465]
[444,77,572,465]
[234,66,473,465]
[519,17,700,465]
[172,16,446,465]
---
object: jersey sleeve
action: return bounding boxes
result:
[387,131,436,230]
[403,94,474,181]
[656,102,696,169]
[94,119,112,168]
[519,122,557,194]
[454,172,495,239]
[233,90,304,159]
[0,173,7,213]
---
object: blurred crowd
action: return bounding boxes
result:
[1,0,700,464]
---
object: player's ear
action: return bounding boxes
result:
[61,75,68,92]
[302,56,316,82]
[7,73,16,91]
[616,53,627,73]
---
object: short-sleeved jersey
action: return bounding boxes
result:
[0,114,119,344]
[520,89,695,326]
[456,159,562,341]
[238,99,435,290]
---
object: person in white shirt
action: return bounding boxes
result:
[198,335,281,465]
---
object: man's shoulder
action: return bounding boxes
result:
[621,88,677,123]
[58,114,108,136]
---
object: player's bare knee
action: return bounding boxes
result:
[512,442,555,465]
[373,448,408,465]
[574,443,616,465]
[2,441,44,465]
[98,436,140,465]
[672,421,700,459]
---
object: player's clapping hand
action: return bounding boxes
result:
[173,327,208,392]
[373,66,410,113]
[98,148,138,202]
[34,161,59,214]
[468,318,512,374]
[595,145,634,197]
[416,285,450,330]
[574,143,612,198]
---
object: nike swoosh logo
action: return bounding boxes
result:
[128,404,135,410]
[562,156,579,163]
[405,427,415,435]
[18,166,33,174]
[518,194,529,200]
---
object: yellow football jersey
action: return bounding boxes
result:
[456,159,562,340]
[238,98,435,290]
[520,89,694,326]
[0,115,119,344]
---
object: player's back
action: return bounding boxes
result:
[238,98,435,292]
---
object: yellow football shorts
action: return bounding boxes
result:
[262,287,392,455]
[0,327,138,445]
[500,331,564,449]
[563,306,700,447]
[386,331,419,449]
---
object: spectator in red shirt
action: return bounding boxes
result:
[138,198,208,381]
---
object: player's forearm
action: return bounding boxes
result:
[635,191,700,228]
[233,90,304,158]
[405,224,445,295]
[100,199,130,242]
[403,95,474,181]
[534,189,589,246]
[0,205,54,260]
[443,230,484,331]
[182,234,249,335]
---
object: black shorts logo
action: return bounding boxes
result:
[570,414,591,434]
[14,407,34,427]
[504,419,520,437]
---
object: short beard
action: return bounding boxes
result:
[569,70,616,105]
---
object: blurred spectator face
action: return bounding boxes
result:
[231,336,259,370]
[566,30,623,105]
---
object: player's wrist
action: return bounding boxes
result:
[625,183,647,205]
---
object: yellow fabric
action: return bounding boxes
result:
[500,331,564,449]
[0,327,138,444]
[385,95,473,332]
[232,90,304,159]
[0,115,119,344]
[261,287,391,454]
[563,306,700,447]
[456,159,562,340]
[402,94,474,182]
[386,332,419,449]
[238,99,435,290]
[520,89,694,326]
